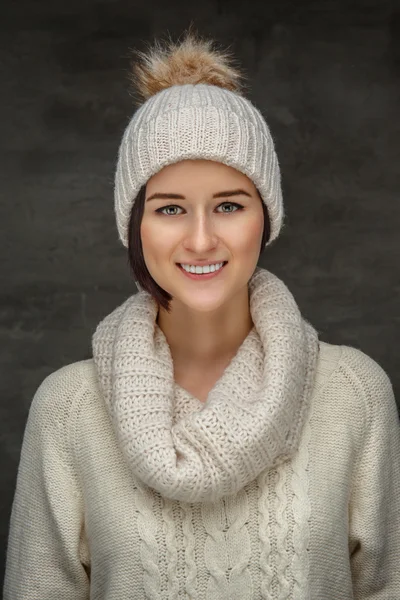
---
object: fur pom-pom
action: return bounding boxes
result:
[129,30,245,104]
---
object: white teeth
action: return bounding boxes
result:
[180,262,225,274]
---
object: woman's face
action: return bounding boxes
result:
[141,159,264,313]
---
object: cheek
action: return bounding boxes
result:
[140,220,152,246]
[140,218,173,259]
[230,214,264,252]
[141,218,161,246]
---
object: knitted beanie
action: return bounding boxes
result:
[114,33,284,248]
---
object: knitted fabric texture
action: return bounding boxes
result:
[114,84,284,248]
[92,266,319,503]
[5,283,400,597]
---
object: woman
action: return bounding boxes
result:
[4,32,400,599]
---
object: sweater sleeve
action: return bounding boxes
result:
[3,363,90,600]
[345,347,400,598]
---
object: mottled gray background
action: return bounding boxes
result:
[1,0,399,585]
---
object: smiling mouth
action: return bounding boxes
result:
[177,262,228,278]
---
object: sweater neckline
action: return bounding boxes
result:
[92,267,319,503]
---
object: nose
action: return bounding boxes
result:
[182,214,218,253]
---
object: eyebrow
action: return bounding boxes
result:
[145,189,252,202]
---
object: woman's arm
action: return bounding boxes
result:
[346,348,400,597]
[3,365,90,599]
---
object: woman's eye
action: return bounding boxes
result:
[157,205,182,216]
[218,202,243,213]
[156,202,243,216]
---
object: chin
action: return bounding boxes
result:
[175,291,229,313]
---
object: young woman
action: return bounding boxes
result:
[4,32,400,599]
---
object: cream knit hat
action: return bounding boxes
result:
[114,33,284,248]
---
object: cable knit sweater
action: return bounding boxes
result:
[3,267,400,599]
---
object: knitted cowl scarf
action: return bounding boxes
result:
[92,267,319,504]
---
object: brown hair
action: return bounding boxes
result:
[127,184,271,313]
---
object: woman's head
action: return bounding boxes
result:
[128,159,270,312]
[116,30,283,312]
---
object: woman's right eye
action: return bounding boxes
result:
[156,205,182,216]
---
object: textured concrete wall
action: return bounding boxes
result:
[1,0,399,584]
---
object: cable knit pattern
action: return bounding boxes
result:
[201,490,252,599]
[114,84,284,248]
[275,467,291,598]
[135,480,162,599]
[161,498,180,599]
[91,266,319,503]
[290,418,312,597]
[258,469,276,597]
[180,500,198,598]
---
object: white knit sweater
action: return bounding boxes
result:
[4,268,400,599]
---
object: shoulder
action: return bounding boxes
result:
[34,358,97,398]
[317,341,393,393]
[315,341,396,423]
[28,359,98,427]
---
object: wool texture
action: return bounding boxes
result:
[4,267,400,599]
[91,266,318,503]
[114,83,284,248]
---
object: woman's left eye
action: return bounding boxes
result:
[218,202,243,213]
[156,202,244,216]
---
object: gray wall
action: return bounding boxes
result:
[1,0,399,586]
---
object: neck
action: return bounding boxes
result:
[156,287,253,369]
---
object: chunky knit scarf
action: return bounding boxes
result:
[92,267,319,503]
